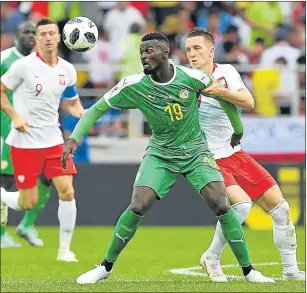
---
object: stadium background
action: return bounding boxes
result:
[1,1,306,229]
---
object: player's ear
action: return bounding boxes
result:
[209,47,215,58]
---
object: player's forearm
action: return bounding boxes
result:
[218,88,255,110]
[69,97,110,142]
[217,99,244,134]
[0,90,18,120]
[67,98,85,118]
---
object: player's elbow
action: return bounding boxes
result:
[245,98,255,110]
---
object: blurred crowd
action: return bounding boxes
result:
[1,1,306,140]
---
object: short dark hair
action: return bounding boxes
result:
[141,32,169,44]
[36,18,58,34]
[186,27,215,45]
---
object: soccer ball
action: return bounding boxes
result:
[62,16,98,52]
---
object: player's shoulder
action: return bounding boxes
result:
[1,47,14,60]
[177,65,205,77]
[120,72,146,88]
[57,57,76,71]
[215,63,239,75]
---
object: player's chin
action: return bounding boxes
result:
[143,66,154,75]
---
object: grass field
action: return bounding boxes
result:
[1,226,306,292]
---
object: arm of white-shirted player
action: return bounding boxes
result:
[61,84,85,118]
[217,87,255,110]
[69,96,110,143]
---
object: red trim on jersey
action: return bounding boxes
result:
[36,52,59,65]
[212,63,217,74]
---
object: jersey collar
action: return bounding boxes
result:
[13,47,26,58]
[212,63,217,74]
[149,59,177,85]
[36,52,59,65]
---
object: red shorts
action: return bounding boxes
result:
[10,144,77,189]
[216,150,277,201]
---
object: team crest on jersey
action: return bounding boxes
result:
[59,74,66,85]
[179,89,189,99]
[217,77,229,89]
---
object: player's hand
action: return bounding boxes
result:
[230,132,243,148]
[61,138,77,170]
[203,79,226,97]
[12,114,31,132]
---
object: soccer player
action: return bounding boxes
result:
[185,27,305,281]
[62,32,273,283]
[0,18,85,261]
[1,21,52,248]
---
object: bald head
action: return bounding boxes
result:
[16,21,36,54]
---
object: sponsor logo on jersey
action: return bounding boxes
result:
[179,89,189,99]
[59,74,66,85]
[17,175,25,183]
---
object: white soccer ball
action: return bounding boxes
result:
[62,16,98,52]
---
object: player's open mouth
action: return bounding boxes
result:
[143,64,150,69]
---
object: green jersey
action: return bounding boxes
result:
[1,47,24,174]
[104,64,214,158]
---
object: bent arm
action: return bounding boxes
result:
[69,97,110,142]
[218,88,255,110]
[0,81,18,120]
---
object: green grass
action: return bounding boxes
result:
[1,226,305,292]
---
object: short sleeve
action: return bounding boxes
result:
[61,64,78,100]
[1,59,23,90]
[226,65,247,92]
[103,78,137,110]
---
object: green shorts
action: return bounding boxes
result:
[133,150,224,199]
[1,123,13,175]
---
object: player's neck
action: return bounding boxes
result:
[202,63,215,75]
[37,50,58,67]
[150,63,174,83]
[15,44,32,57]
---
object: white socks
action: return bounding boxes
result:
[58,199,77,252]
[269,200,299,275]
[206,201,253,259]
[0,187,22,210]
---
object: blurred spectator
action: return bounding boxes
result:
[130,1,150,18]
[248,37,266,64]
[150,1,178,27]
[297,55,306,115]
[160,5,194,35]
[215,24,239,61]
[82,28,116,89]
[117,23,143,80]
[245,2,283,47]
[259,26,301,69]
[96,1,116,18]
[197,6,233,34]
[271,57,298,115]
[104,1,145,55]
[220,41,248,65]
[232,2,251,48]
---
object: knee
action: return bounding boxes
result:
[232,201,253,222]
[202,183,230,216]
[58,184,75,201]
[19,192,38,209]
[269,200,291,224]
[129,198,150,216]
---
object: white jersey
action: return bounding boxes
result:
[1,52,78,149]
[199,64,247,159]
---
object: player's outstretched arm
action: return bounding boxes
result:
[0,81,30,132]
[61,97,110,169]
